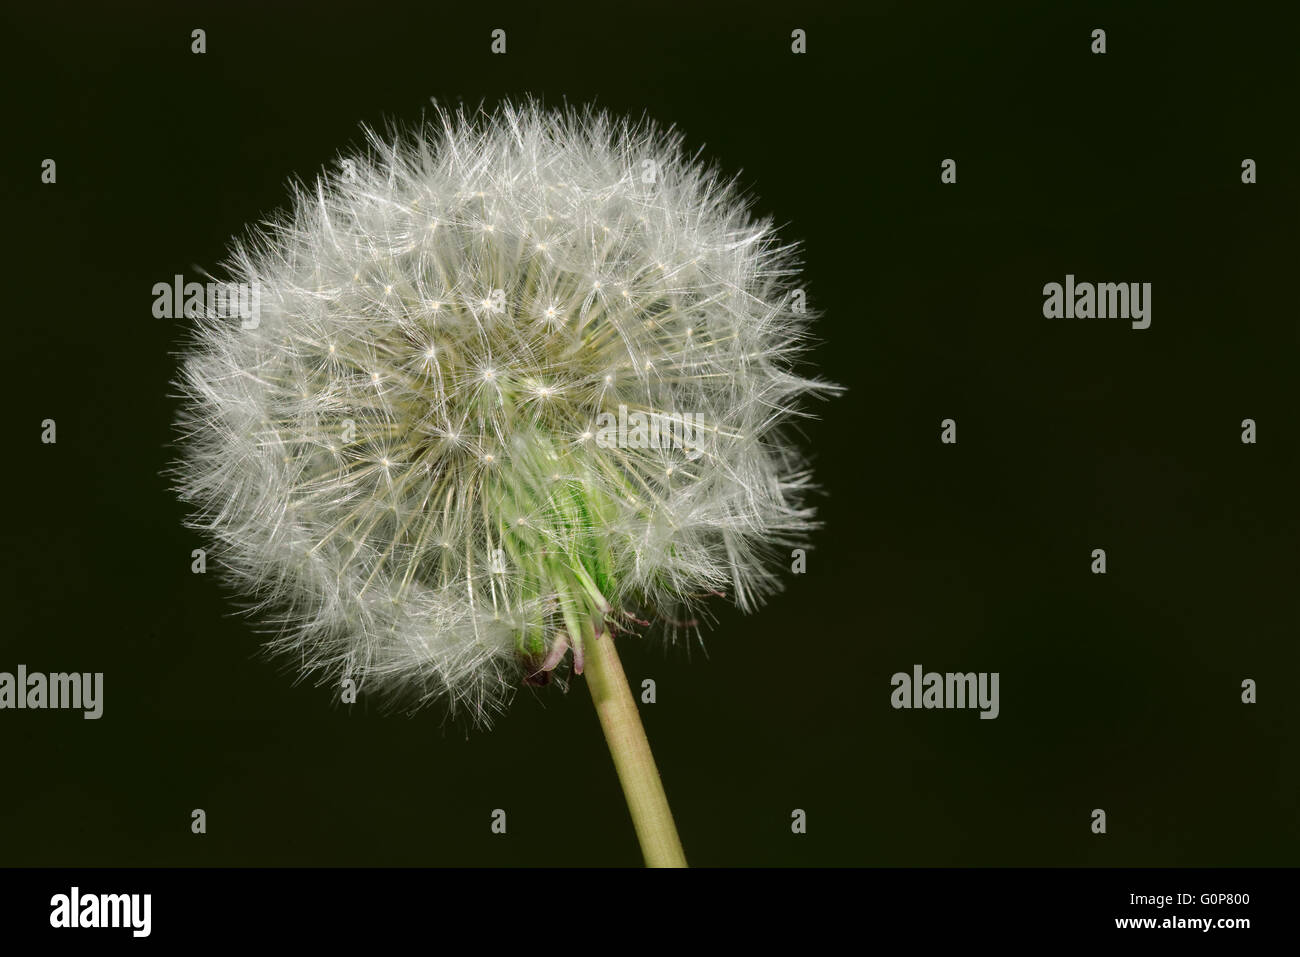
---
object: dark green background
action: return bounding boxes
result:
[2,1,1295,866]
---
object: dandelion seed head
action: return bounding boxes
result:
[173,100,837,724]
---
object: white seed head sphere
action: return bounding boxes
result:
[174,101,835,722]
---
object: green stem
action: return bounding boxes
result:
[583,626,687,868]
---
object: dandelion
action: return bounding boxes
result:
[173,100,838,866]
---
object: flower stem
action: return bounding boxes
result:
[583,626,687,867]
